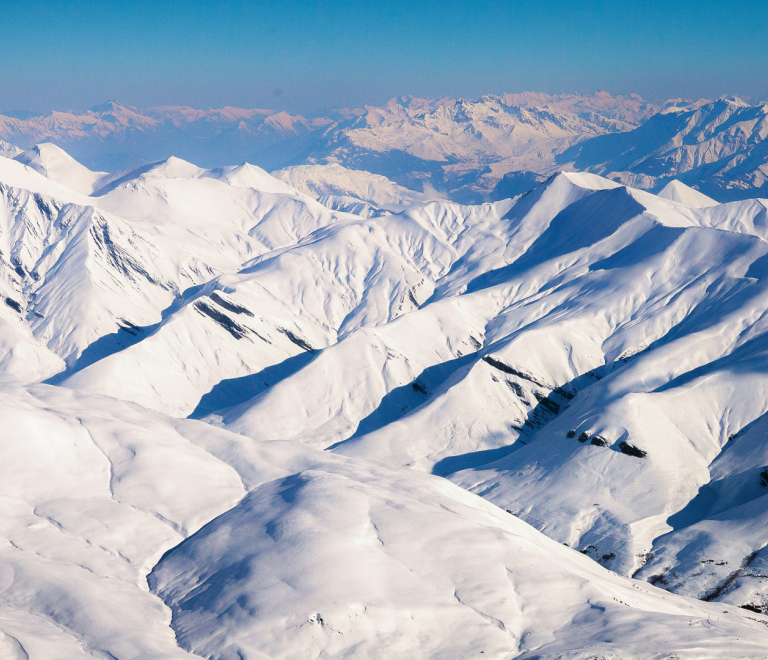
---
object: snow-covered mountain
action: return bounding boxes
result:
[559,96,768,200]
[2,144,768,657]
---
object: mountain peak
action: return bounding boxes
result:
[657,179,718,207]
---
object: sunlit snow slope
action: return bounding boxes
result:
[1,145,768,658]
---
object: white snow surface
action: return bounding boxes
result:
[0,146,768,657]
[561,97,768,200]
[658,179,719,208]
[273,162,435,214]
[14,143,110,195]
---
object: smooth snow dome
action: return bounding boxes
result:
[1,143,768,658]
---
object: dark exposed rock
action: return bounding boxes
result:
[578,432,590,443]
[90,219,174,290]
[619,441,647,458]
[533,391,560,414]
[648,574,668,587]
[590,435,609,447]
[566,430,576,438]
[505,380,525,397]
[482,356,547,387]
[4,298,21,313]
[760,469,768,488]
[118,318,141,334]
[278,328,315,352]
[407,289,420,309]
[411,380,427,394]
[704,550,759,602]
[553,386,575,400]
[210,291,254,317]
[194,301,247,339]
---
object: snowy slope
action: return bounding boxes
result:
[3,144,768,655]
[273,162,435,215]
[0,382,764,659]
[61,197,516,416]
[658,179,719,207]
[0,150,350,378]
[154,171,768,612]
[151,460,768,660]
[0,140,21,158]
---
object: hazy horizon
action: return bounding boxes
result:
[2,0,766,116]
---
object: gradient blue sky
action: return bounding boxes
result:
[2,0,766,114]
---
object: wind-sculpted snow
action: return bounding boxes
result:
[2,145,768,656]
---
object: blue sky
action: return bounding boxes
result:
[1,0,766,113]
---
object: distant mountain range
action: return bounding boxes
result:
[2,92,768,205]
[0,101,363,172]
[0,93,660,194]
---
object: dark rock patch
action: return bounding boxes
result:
[590,435,609,447]
[194,301,247,340]
[566,430,576,438]
[619,441,647,458]
[648,574,668,587]
[553,386,575,400]
[482,356,547,387]
[278,328,315,352]
[411,380,427,395]
[210,291,254,317]
[533,391,560,415]
[578,432,590,443]
[4,297,21,313]
[505,380,525,398]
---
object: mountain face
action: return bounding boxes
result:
[1,144,768,657]
[559,97,768,200]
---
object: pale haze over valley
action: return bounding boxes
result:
[1,2,768,659]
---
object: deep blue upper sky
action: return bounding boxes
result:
[2,0,766,114]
